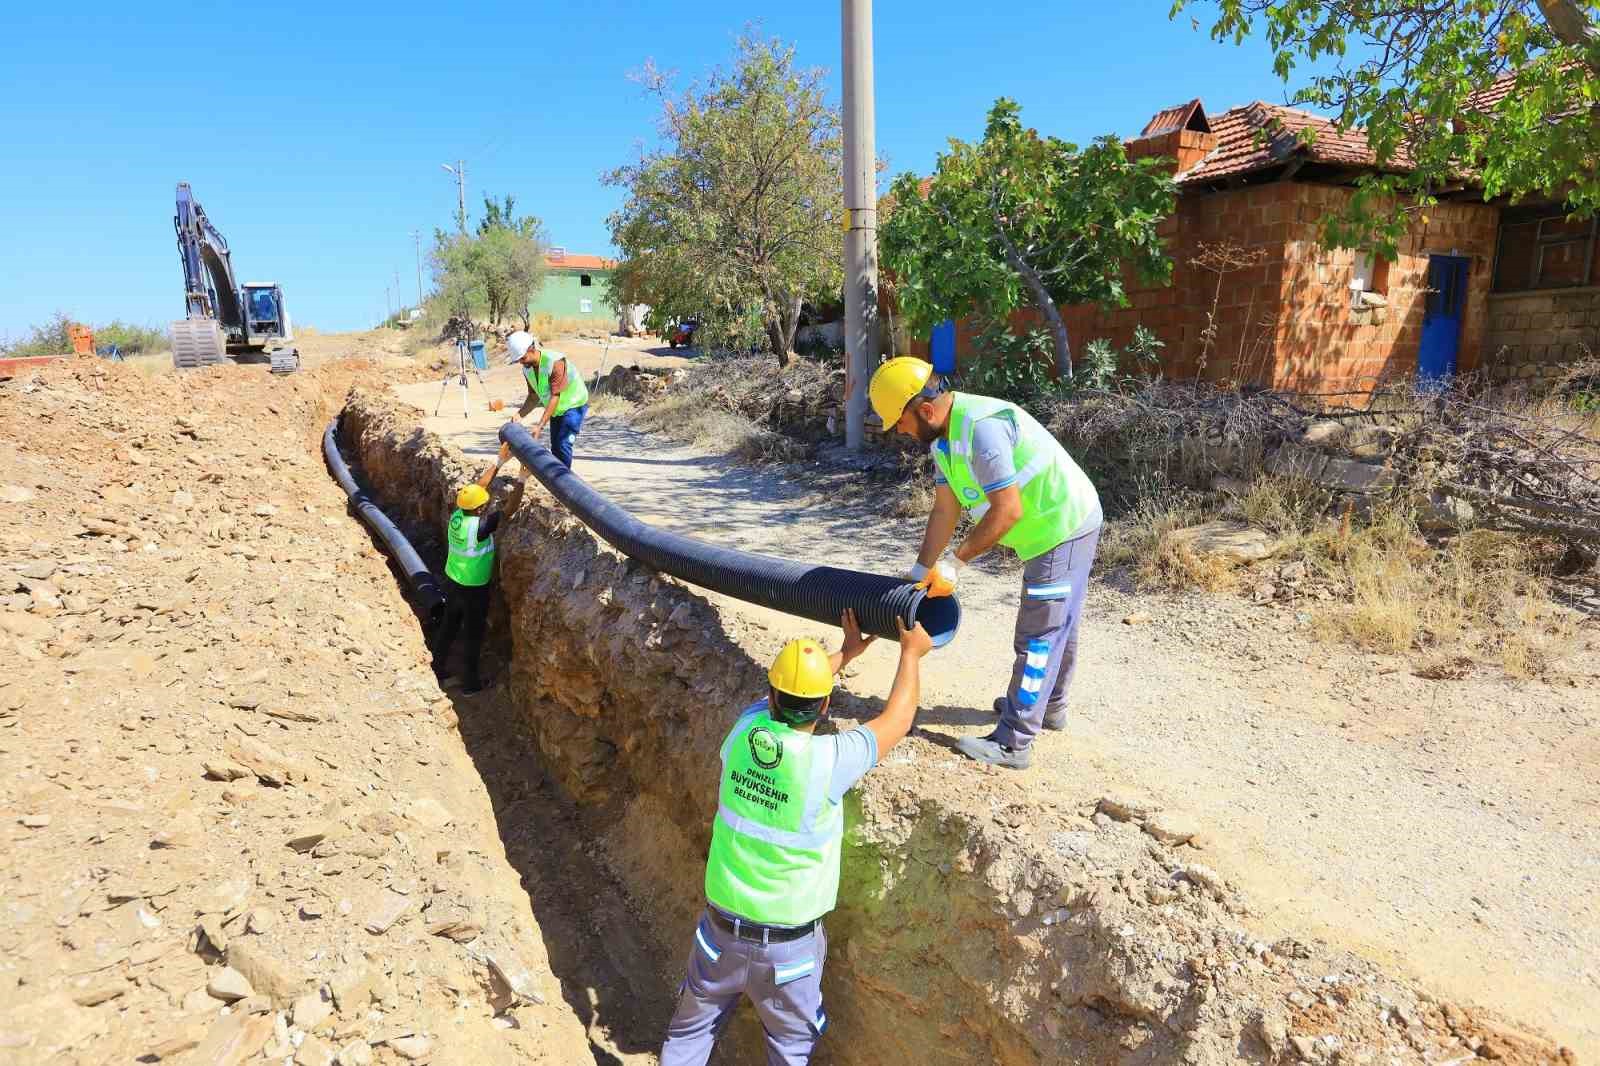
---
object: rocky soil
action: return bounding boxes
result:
[0,358,608,1065]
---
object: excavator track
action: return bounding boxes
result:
[170,319,226,369]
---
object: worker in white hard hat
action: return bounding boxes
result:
[867,356,1103,772]
[659,609,933,1066]
[432,442,526,694]
[503,331,590,468]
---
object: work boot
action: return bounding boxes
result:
[955,732,1032,770]
[992,697,1067,732]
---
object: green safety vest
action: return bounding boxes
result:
[930,392,1099,561]
[524,349,589,416]
[443,508,494,586]
[704,704,843,927]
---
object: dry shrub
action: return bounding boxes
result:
[1140,536,1241,592]
[584,391,636,419]
[635,392,803,463]
[1238,475,1335,537]
[889,477,935,519]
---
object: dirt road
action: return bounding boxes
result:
[394,366,1600,1057]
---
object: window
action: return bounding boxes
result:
[1350,249,1389,309]
[1493,212,1597,292]
[579,298,593,314]
[580,274,593,287]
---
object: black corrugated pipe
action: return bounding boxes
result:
[323,421,447,628]
[500,422,960,648]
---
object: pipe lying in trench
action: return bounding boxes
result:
[323,421,447,628]
[500,422,961,648]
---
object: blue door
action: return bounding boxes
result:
[930,319,957,375]
[1418,255,1469,382]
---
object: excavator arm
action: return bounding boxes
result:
[174,182,243,330]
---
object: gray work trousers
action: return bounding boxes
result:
[992,524,1100,751]
[659,909,829,1066]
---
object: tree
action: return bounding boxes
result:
[1176,0,1600,254]
[605,32,844,366]
[431,193,548,327]
[880,99,1175,378]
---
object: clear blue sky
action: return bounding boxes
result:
[0,2,1322,340]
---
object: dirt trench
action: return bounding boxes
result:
[341,386,1576,1066]
[0,357,665,1066]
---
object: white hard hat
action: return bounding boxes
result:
[504,331,537,364]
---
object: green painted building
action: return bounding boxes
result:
[528,251,618,323]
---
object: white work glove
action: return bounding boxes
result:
[907,562,930,582]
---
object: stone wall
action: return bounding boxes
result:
[335,387,1567,1066]
[1483,287,1600,383]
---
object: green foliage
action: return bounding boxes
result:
[1,313,168,357]
[94,321,169,354]
[605,32,845,366]
[430,193,548,327]
[881,98,1176,377]
[1176,0,1600,253]
[1,311,73,357]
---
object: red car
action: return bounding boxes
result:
[668,319,700,348]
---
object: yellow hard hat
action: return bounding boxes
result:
[868,356,935,428]
[457,484,489,511]
[767,638,834,699]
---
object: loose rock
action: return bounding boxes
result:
[206,966,254,1002]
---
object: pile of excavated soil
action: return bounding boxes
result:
[0,360,599,1064]
[343,386,1579,1066]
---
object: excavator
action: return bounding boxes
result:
[169,182,296,370]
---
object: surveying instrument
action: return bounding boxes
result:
[433,332,493,420]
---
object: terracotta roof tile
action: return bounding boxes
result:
[544,252,615,270]
[1176,102,1399,184]
[1464,71,1518,113]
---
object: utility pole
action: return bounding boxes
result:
[394,267,403,313]
[842,0,878,451]
[385,285,392,325]
[410,230,424,307]
[441,162,466,234]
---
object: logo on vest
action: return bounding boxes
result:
[963,487,981,501]
[747,727,783,770]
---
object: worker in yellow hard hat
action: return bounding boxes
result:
[869,356,1103,772]
[432,442,527,694]
[660,609,933,1065]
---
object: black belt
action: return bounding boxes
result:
[707,907,816,944]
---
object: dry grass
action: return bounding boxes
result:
[1298,507,1576,673]
[1103,472,1581,676]
[635,392,804,463]
[584,391,636,419]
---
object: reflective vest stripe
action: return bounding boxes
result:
[715,805,838,851]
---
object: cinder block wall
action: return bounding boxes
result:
[1483,287,1600,382]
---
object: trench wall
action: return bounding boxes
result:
[338,387,1570,1066]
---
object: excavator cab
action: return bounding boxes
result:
[243,284,291,345]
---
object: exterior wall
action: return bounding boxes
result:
[913,181,1500,394]
[1274,189,1498,392]
[528,268,618,321]
[1483,287,1600,383]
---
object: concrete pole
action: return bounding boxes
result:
[411,231,424,306]
[842,0,878,451]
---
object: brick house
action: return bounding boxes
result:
[907,91,1592,393]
